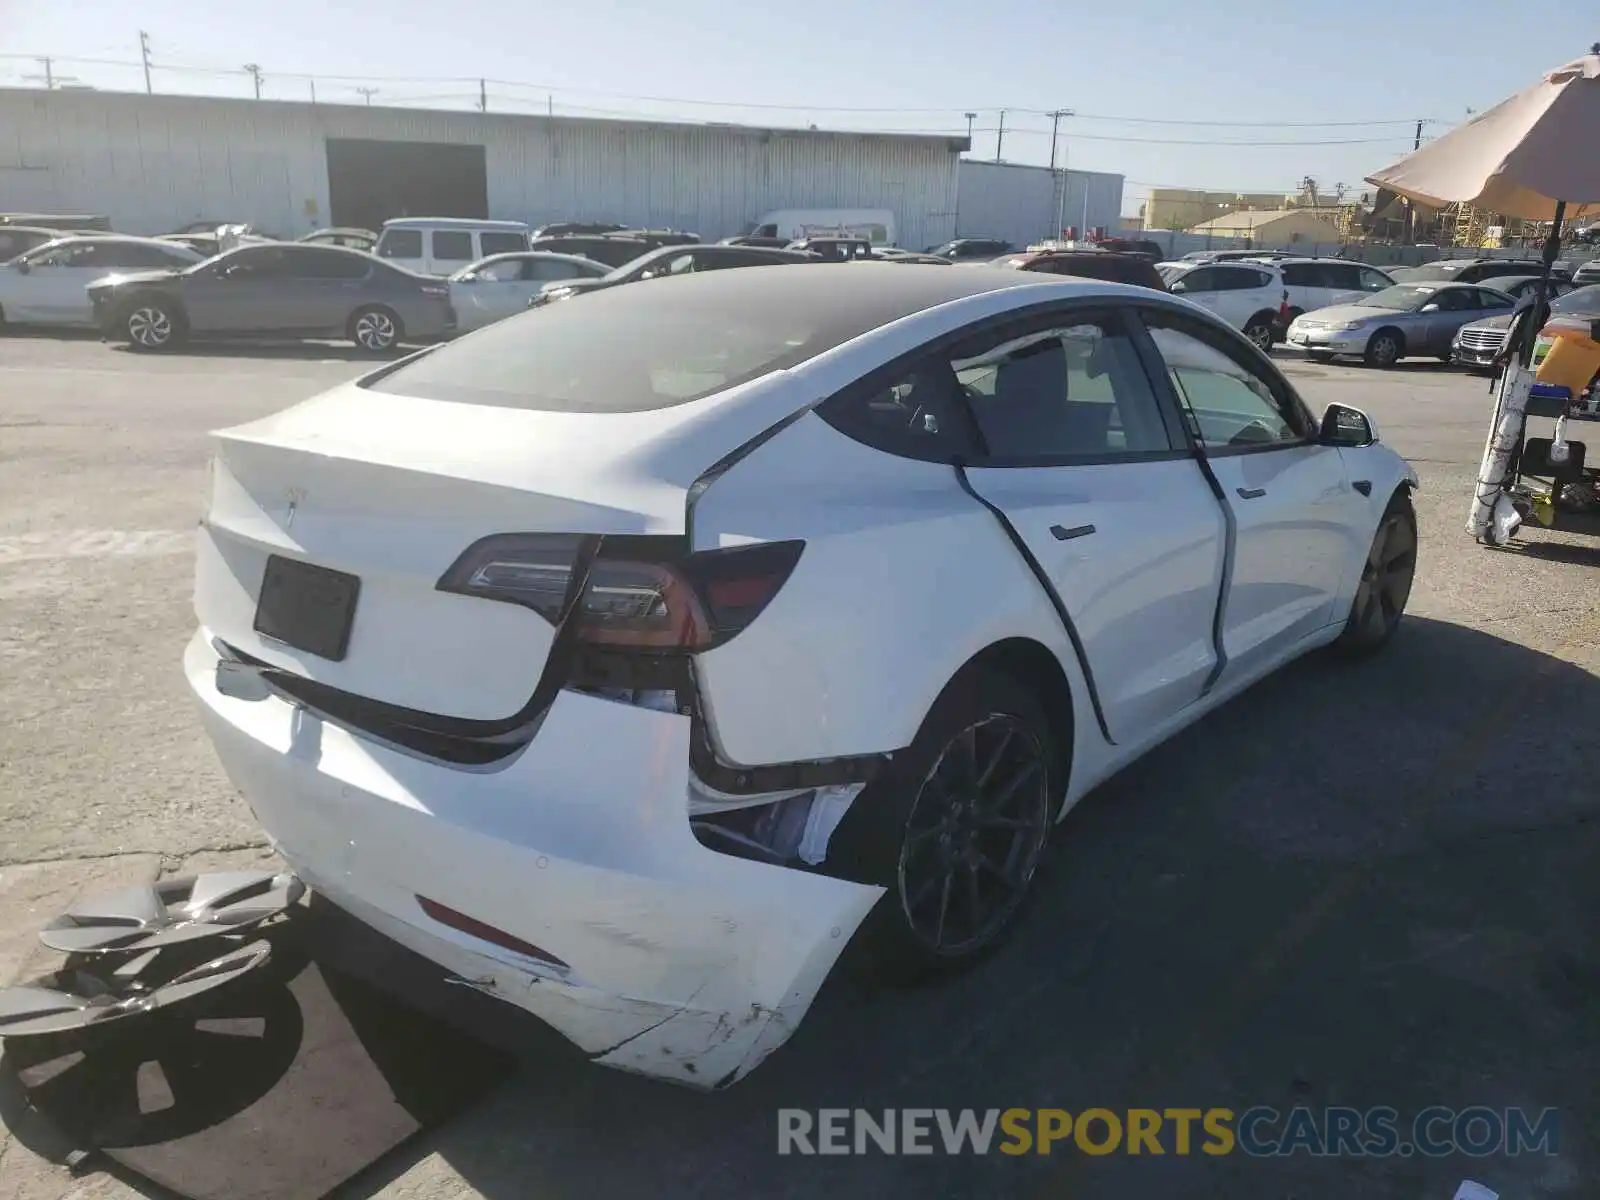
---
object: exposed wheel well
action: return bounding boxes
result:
[1245,309,1279,330]
[950,638,1076,809]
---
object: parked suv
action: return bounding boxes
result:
[1158,260,1288,352]
[993,249,1167,291]
[1273,258,1395,324]
[89,243,454,352]
[1389,258,1567,285]
[928,238,1015,261]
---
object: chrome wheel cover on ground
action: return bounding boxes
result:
[896,714,1051,957]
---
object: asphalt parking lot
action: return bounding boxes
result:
[2,333,1598,1200]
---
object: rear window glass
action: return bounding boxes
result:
[378,229,423,259]
[480,231,527,255]
[367,280,850,413]
[432,231,474,261]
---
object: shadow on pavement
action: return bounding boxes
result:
[315,615,1599,1200]
[107,341,407,363]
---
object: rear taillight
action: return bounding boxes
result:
[437,534,803,652]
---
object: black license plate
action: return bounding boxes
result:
[253,555,360,662]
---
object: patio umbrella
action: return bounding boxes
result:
[1366,46,1600,543]
[1366,48,1600,224]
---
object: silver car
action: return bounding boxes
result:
[87,243,454,352]
[1284,282,1515,366]
[1453,282,1600,370]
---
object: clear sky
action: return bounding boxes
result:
[5,0,1596,216]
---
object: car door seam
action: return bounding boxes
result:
[951,461,1115,746]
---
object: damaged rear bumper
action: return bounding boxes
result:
[185,631,884,1088]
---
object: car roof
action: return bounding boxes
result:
[381,217,530,231]
[1477,274,1539,286]
[481,250,604,265]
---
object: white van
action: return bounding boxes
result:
[746,209,896,247]
[373,218,532,276]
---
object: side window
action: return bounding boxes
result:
[1358,267,1392,292]
[473,259,521,282]
[431,231,475,262]
[286,249,368,279]
[524,259,575,281]
[1434,288,1473,312]
[219,247,288,278]
[1144,318,1308,451]
[956,314,1174,462]
[755,224,778,238]
[1318,263,1362,289]
[377,229,423,260]
[480,231,527,255]
[1174,266,1219,293]
[1280,263,1315,287]
[818,357,978,462]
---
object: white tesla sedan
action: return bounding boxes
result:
[187,265,1418,1088]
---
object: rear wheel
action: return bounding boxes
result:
[349,306,402,353]
[1243,315,1276,354]
[124,301,183,351]
[829,669,1059,982]
[1333,493,1417,656]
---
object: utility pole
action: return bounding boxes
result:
[1048,108,1074,242]
[994,110,1006,162]
[23,58,76,89]
[963,111,976,144]
[243,63,263,100]
[356,87,378,107]
[478,78,487,113]
[1402,119,1423,243]
[309,79,317,103]
[139,31,153,94]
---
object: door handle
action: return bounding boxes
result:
[1235,487,1267,500]
[1050,523,1096,541]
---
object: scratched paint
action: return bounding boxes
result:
[0,529,193,564]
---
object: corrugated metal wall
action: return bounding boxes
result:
[0,88,963,248]
[955,161,1124,248]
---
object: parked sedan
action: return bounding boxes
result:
[89,243,453,352]
[0,236,204,329]
[449,251,610,331]
[1284,282,1515,366]
[1453,283,1600,370]
[535,243,814,304]
[0,225,67,262]
[187,264,1416,1089]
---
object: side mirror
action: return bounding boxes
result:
[1168,280,1187,294]
[1319,403,1375,447]
[1420,302,1440,312]
[14,260,29,275]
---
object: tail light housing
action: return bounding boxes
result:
[437,534,804,653]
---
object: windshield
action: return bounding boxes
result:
[1357,284,1437,310]
[1553,285,1600,314]
[1158,264,1191,285]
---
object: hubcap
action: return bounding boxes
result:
[355,311,395,349]
[896,715,1051,957]
[1351,514,1416,640]
[1372,336,1397,365]
[1249,324,1273,352]
[128,307,171,347]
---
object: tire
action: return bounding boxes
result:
[1333,492,1418,657]
[123,301,183,351]
[828,668,1060,983]
[348,306,402,353]
[1243,315,1276,354]
[1363,329,1403,367]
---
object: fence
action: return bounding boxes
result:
[1128,228,1599,268]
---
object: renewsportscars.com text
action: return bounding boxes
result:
[777,1107,1560,1157]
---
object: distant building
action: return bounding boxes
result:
[955,161,1124,250]
[1141,188,1289,232]
[1185,207,1344,246]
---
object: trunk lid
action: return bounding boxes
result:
[196,371,798,720]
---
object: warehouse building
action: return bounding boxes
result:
[954,160,1125,250]
[0,88,968,249]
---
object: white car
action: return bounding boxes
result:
[187,265,1418,1089]
[1157,260,1288,352]
[0,236,203,328]
[448,251,610,332]
[1269,258,1396,324]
